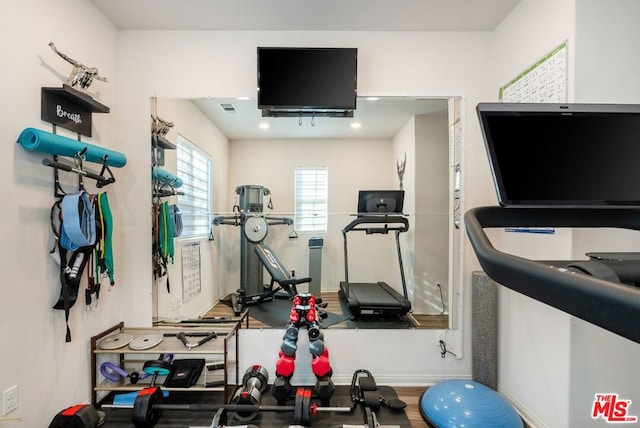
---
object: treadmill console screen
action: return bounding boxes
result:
[477,102,640,207]
[357,190,405,215]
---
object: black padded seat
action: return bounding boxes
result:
[255,244,312,298]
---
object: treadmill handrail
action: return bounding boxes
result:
[342,215,409,235]
[342,215,410,300]
[465,206,640,344]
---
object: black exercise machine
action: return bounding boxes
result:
[467,102,640,344]
[339,190,412,318]
[212,185,293,314]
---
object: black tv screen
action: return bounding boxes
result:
[476,102,640,207]
[357,190,405,215]
[257,47,357,112]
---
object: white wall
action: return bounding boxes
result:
[394,114,451,315]
[569,1,640,426]
[225,137,394,295]
[489,0,577,426]
[0,0,122,425]
[414,114,450,313]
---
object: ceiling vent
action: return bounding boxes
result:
[219,103,236,113]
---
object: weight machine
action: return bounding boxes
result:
[212,185,294,314]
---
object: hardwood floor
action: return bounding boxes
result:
[395,386,429,427]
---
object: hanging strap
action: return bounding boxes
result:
[57,242,72,342]
[50,199,73,342]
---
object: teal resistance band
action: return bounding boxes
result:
[159,202,175,262]
[98,192,115,285]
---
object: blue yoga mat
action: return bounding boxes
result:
[152,166,183,188]
[17,127,127,168]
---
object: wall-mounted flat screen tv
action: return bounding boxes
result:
[477,102,640,207]
[257,47,357,114]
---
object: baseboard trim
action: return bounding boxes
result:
[499,386,547,428]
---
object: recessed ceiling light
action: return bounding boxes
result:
[350,122,362,129]
[237,97,250,101]
[259,122,270,129]
[366,97,379,101]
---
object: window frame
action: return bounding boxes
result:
[294,166,328,234]
[175,134,213,239]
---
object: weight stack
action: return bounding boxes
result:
[471,271,498,390]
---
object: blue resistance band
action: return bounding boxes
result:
[61,191,96,249]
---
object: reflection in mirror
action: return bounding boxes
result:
[151,96,462,330]
[151,97,223,324]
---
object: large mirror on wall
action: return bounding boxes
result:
[150,95,463,331]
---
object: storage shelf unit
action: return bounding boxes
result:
[90,312,247,406]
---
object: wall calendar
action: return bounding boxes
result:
[499,41,567,103]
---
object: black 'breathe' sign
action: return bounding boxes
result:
[41,87,93,137]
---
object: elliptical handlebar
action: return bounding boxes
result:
[465,205,640,344]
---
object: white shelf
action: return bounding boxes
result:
[90,313,247,406]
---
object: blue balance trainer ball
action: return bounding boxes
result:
[420,379,523,428]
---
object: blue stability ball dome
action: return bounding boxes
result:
[420,380,523,428]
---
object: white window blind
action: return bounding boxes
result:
[176,135,212,238]
[294,167,328,233]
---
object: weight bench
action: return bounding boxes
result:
[255,244,312,299]
[255,244,328,317]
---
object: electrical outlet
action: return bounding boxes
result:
[2,385,18,415]
[435,330,446,347]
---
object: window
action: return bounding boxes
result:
[294,167,328,233]
[176,134,212,238]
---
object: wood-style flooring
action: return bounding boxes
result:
[395,386,429,427]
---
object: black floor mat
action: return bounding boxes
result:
[100,385,410,427]
[221,294,412,329]
[251,297,352,329]
[220,296,352,329]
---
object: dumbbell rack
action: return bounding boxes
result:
[90,312,247,407]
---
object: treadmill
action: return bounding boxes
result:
[339,190,412,317]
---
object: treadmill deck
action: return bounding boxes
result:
[339,281,411,316]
